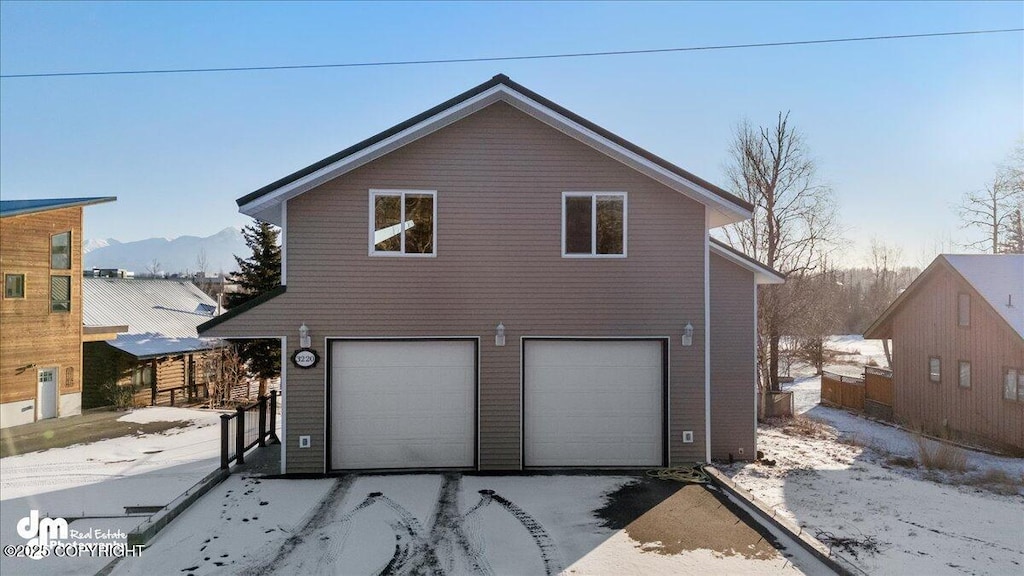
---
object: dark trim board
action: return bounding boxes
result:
[520,337,671,469]
[324,337,480,473]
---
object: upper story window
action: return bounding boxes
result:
[562,192,626,257]
[4,274,25,299]
[957,293,970,327]
[51,231,71,269]
[370,190,436,256]
[928,357,941,383]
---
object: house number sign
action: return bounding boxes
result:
[291,348,320,369]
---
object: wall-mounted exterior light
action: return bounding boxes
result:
[682,322,694,347]
[299,323,311,349]
[495,322,506,347]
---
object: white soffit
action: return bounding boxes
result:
[709,241,786,285]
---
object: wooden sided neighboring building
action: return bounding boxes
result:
[865,254,1024,452]
[0,197,117,428]
[82,277,223,408]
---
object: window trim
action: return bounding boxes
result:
[957,292,970,327]
[4,273,25,299]
[49,274,71,313]
[561,191,628,258]
[928,356,941,383]
[368,189,437,257]
[957,360,971,389]
[50,230,72,270]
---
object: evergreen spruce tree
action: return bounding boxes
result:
[226,221,282,397]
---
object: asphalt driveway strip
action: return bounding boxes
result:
[111,472,830,576]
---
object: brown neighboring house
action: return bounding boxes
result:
[0,197,117,428]
[82,277,222,408]
[198,75,784,474]
[865,254,1024,451]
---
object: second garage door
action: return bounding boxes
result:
[330,339,476,470]
[523,339,666,467]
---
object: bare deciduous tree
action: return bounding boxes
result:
[722,111,838,397]
[956,181,1017,253]
[958,141,1024,254]
[204,345,245,407]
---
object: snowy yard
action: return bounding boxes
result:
[725,337,1024,576]
[112,473,833,576]
[0,407,224,576]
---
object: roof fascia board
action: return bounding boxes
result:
[239,85,752,227]
[863,257,946,339]
[1,196,117,218]
[496,89,751,227]
[708,241,785,284]
[239,86,507,222]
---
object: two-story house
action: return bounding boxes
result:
[865,254,1024,451]
[0,197,116,428]
[199,75,783,474]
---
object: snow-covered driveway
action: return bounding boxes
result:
[113,473,833,575]
[0,407,223,576]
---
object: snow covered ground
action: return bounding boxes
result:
[0,407,224,576]
[726,357,1024,576]
[112,473,831,575]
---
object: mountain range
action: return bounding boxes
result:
[84,227,247,275]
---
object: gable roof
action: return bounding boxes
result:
[944,254,1024,338]
[83,277,222,359]
[864,254,1024,341]
[0,196,116,218]
[237,74,753,228]
[708,238,786,284]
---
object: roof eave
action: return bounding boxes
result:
[236,77,752,227]
[708,239,786,284]
[0,196,117,218]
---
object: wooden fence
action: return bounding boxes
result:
[821,367,893,421]
[863,366,894,420]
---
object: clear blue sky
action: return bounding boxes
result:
[2,1,1021,267]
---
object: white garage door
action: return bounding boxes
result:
[524,339,664,467]
[331,340,476,470]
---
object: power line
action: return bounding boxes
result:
[2,28,1021,79]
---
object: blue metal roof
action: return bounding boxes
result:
[0,196,116,217]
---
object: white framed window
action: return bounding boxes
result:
[957,293,970,327]
[928,357,941,383]
[369,189,436,257]
[562,192,627,258]
[958,360,970,389]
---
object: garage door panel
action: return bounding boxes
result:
[524,340,664,467]
[331,340,475,470]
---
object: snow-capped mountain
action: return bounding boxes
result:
[83,227,247,275]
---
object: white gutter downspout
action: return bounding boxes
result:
[704,215,712,463]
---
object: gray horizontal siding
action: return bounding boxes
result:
[207,102,708,472]
[709,253,756,461]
